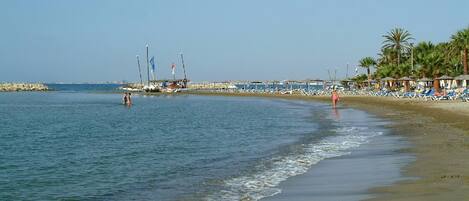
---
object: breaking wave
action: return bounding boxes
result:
[205,125,383,201]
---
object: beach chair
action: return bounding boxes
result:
[447,91,457,100]
[390,91,401,98]
[435,91,455,101]
[417,89,429,99]
[460,89,469,102]
[398,91,415,99]
[422,89,435,101]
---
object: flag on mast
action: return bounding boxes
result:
[150,56,156,71]
[150,56,156,80]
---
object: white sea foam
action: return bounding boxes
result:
[205,124,383,201]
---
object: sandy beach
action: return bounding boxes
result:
[342,96,469,201]
[188,91,469,200]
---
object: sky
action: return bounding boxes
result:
[1,0,469,83]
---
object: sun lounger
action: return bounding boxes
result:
[460,89,469,102]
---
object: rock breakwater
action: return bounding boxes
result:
[0,83,48,92]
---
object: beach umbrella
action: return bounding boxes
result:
[398,77,413,92]
[454,74,469,80]
[417,77,433,82]
[433,75,453,91]
[436,75,453,80]
[380,77,395,88]
[454,75,469,87]
[381,77,395,81]
[416,77,433,88]
[398,76,413,81]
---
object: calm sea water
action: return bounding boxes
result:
[0,85,386,201]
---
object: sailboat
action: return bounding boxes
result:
[142,44,161,92]
[161,52,190,93]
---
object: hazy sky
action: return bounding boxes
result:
[1,0,469,82]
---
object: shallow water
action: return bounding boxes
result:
[0,87,392,201]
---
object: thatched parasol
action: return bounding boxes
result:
[398,77,413,92]
[417,77,433,82]
[435,75,454,90]
[381,77,395,81]
[454,75,469,80]
[436,75,453,80]
[398,76,413,81]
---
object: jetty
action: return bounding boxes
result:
[0,83,48,92]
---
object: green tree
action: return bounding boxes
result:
[450,26,469,75]
[382,28,414,67]
[375,63,395,78]
[358,57,376,85]
[351,74,368,88]
[414,41,435,77]
[413,41,444,78]
[377,48,397,67]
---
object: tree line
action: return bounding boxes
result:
[356,26,469,82]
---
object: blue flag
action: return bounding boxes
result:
[150,56,156,71]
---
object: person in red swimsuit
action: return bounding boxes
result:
[331,89,339,108]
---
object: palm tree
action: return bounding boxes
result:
[377,48,397,67]
[414,41,445,78]
[382,28,414,67]
[358,57,376,85]
[376,63,395,78]
[414,41,435,77]
[436,42,461,76]
[450,27,469,75]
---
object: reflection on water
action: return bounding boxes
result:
[332,107,341,120]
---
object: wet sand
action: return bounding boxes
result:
[341,97,469,201]
[187,91,469,200]
[263,125,413,201]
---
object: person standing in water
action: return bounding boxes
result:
[331,88,340,108]
[123,93,128,105]
[127,93,132,106]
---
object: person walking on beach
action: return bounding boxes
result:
[331,88,340,108]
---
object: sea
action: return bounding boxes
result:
[0,84,402,201]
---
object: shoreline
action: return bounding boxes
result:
[263,126,413,201]
[262,105,414,201]
[185,91,469,200]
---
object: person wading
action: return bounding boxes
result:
[127,93,132,106]
[331,88,340,108]
[122,93,128,105]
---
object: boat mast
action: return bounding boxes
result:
[346,63,349,79]
[136,55,143,85]
[146,44,150,86]
[180,52,188,87]
[334,69,337,85]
